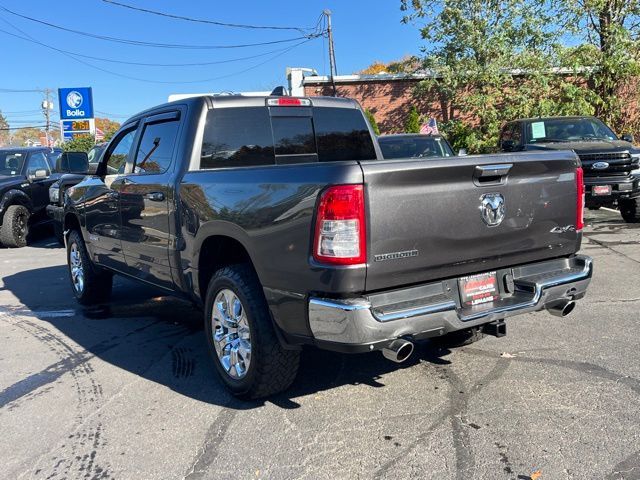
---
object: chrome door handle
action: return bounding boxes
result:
[474,164,513,178]
[473,163,513,186]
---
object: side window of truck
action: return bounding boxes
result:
[27,152,51,177]
[105,128,137,175]
[132,119,180,174]
[200,107,275,169]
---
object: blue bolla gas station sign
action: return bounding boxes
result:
[58,87,94,119]
[58,87,95,140]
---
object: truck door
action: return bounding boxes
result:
[118,110,181,289]
[24,151,53,211]
[84,125,139,270]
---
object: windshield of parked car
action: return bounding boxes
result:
[0,150,26,176]
[378,135,454,159]
[527,118,618,143]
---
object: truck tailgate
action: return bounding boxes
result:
[361,151,581,291]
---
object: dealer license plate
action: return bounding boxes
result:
[458,271,500,307]
[592,185,612,196]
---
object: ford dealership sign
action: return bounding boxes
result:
[58,87,94,120]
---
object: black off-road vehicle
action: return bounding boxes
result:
[499,116,640,222]
[0,147,63,247]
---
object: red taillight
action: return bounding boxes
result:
[313,184,366,265]
[266,97,311,106]
[576,166,584,231]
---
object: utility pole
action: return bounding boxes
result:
[323,10,338,97]
[41,89,54,147]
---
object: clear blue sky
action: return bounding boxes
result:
[0,0,420,128]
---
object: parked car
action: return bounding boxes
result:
[62,95,593,398]
[47,143,106,243]
[498,116,640,222]
[378,133,456,159]
[0,147,64,247]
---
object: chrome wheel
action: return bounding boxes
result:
[211,288,252,379]
[69,242,84,294]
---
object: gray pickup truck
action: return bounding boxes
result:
[63,95,593,398]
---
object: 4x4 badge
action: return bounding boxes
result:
[480,193,505,227]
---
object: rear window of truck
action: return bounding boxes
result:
[199,105,376,169]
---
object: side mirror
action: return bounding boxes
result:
[622,134,635,144]
[501,139,516,152]
[29,169,49,181]
[458,148,468,157]
[57,151,89,173]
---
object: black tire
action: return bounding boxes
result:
[204,264,300,399]
[619,198,640,223]
[434,327,485,348]
[54,222,65,245]
[0,205,30,248]
[66,229,113,305]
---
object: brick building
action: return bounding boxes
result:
[287,68,640,137]
[300,73,438,134]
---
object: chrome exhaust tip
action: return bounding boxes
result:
[382,339,414,363]
[546,300,576,318]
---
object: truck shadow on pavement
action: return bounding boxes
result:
[1,265,452,411]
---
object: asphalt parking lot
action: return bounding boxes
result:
[1,209,639,480]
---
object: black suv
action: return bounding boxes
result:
[0,147,64,247]
[498,116,640,222]
[0,147,93,247]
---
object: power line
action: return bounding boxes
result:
[1,125,47,130]
[0,88,44,93]
[0,5,321,49]
[96,110,132,118]
[0,26,314,67]
[0,14,316,85]
[101,0,315,33]
[0,109,43,114]
[7,119,56,124]
[3,111,59,117]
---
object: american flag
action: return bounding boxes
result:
[420,118,439,135]
[95,127,105,141]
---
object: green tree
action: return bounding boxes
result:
[405,106,421,133]
[0,111,8,146]
[359,56,417,74]
[401,0,594,152]
[10,127,45,146]
[364,109,381,135]
[95,117,121,142]
[558,0,640,133]
[63,135,96,152]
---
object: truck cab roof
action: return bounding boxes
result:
[122,95,360,125]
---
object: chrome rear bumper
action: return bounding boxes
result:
[308,255,592,348]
